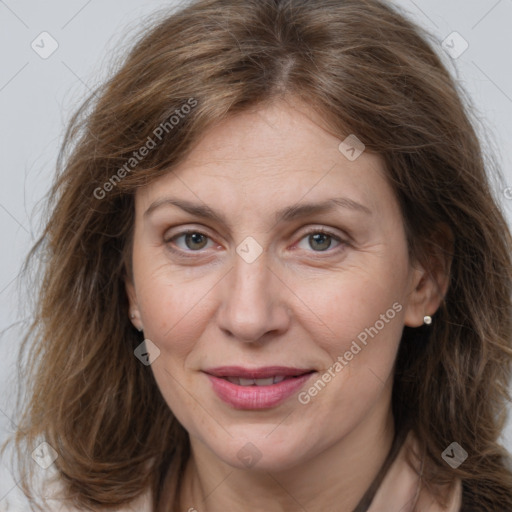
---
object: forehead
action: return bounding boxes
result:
[136,100,398,223]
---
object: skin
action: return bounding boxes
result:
[126,98,448,512]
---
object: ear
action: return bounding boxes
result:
[125,277,143,332]
[403,224,453,327]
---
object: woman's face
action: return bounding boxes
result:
[127,99,430,471]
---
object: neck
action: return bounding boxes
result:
[179,396,395,512]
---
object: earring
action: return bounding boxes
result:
[423,315,432,325]
[130,313,142,331]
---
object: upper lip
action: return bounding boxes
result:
[203,366,315,379]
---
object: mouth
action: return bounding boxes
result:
[204,366,315,383]
[203,366,316,409]
[222,375,306,386]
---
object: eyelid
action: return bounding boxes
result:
[295,224,347,240]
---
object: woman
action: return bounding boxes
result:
[2,0,511,510]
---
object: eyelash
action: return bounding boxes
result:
[164,227,347,259]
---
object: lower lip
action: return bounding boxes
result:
[205,373,315,409]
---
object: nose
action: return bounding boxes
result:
[216,251,291,343]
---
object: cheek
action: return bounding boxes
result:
[296,273,405,425]
[149,358,213,443]
[132,249,209,360]
[138,286,208,363]
[134,268,213,431]
[295,258,407,359]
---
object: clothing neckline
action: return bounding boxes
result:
[366,430,462,512]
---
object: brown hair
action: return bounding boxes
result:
[3,0,512,510]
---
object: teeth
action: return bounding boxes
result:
[255,377,274,386]
[224,376,288,386]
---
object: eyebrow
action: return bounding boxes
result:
[144,196,372,227]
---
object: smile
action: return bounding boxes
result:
[203,366,316,409]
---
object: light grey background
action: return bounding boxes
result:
[1,0,512,507]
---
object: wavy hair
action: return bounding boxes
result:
[3,0,512,510]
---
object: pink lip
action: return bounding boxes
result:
[203,366,316,410]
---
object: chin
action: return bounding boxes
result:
[204,432,316,473]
